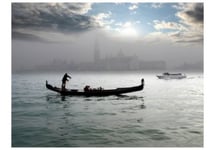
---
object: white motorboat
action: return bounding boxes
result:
[156,72,186,79]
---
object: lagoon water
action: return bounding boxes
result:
[12,72,203,147]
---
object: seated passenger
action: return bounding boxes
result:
[98,87,103,90]
[84,85,90,91]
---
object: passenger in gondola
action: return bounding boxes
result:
[61,73,71,90]
[98,87,103,90]
[84,85,90,92]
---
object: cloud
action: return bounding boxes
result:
[169,30,203,43]
[153,20,187,31]
[175,3,203,43]
[12,3,98,41]
[152,3,203,44]
[92,12,113,27]
[129,4,138,10]
[105,21,140,39]
[176,3,203,26]
[143,31,174,44]
[12,31,47,42]
[63,3,92,14]
[151,3,163,8]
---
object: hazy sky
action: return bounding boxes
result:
[12,2,203,71]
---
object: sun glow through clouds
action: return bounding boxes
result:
[115,22,139,37]
[120,26,138,37]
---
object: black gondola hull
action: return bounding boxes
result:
[46,79,144,96]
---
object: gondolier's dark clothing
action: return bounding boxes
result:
[62,73,71,90]
[62,74,71,83]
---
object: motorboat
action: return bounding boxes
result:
[156,72,186,79]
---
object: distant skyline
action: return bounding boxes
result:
[12,3,203,72]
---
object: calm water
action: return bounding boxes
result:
[12,72,203,147]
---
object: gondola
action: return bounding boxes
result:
[46,79,144,96]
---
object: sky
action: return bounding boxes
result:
[12,2,203,71]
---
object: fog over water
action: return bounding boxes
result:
[12,33,203,72]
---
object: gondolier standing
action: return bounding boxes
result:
[61,73,71,90]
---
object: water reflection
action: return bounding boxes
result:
[46,94,145,102]
[46,94,63,103]
[140,103,146,109]
[61,96,66,101]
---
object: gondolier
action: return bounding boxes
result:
[61,73,71,90]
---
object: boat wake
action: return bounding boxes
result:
[187,76,203,79]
